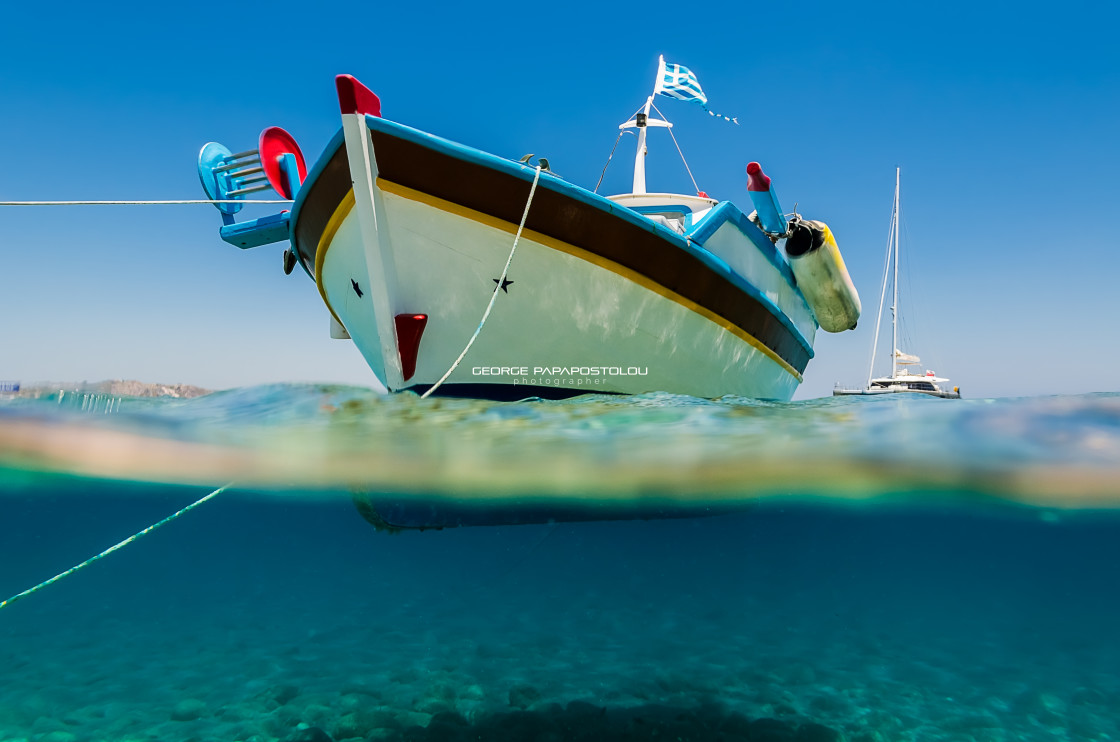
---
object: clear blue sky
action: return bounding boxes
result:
[1,1,1116,399]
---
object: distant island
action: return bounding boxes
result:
[10,380,212,399]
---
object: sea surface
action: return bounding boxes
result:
[1,386,1119,742]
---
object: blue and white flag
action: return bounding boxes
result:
[654,60,708,105]
[652,56,738,124]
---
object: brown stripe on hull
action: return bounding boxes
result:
[292,123,811,374]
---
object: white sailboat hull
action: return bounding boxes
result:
[833,385,960,399]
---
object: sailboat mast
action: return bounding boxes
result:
[865,170,897,390]
[891,167,900,379]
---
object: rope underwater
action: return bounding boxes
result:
[420,164,543,400]
[0,482,233,612]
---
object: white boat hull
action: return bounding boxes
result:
[285,95,821,401]
[319,182,803,399]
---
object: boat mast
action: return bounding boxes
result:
[865,168,898,389]
[632,94,653,194]
[891,167,900,379]
[621,56,672,195]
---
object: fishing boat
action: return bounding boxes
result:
[834,169,960,399]
[199,58,861,402]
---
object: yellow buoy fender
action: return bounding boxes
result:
[785,217,861,333]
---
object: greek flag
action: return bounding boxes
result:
[654,60,708,105]
[652,56,738,124]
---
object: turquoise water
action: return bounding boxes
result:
[1,387,1119,741]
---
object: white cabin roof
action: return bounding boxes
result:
[607,193,718,212]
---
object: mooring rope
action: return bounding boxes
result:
[0,200,291,206]
[0,482,233,611]
[420,165,543,399]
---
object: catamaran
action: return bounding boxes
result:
[834,168,960,399]
[200,58,861,402]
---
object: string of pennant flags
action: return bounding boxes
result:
[653,59,739,125]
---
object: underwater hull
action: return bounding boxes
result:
[352,491,754,530]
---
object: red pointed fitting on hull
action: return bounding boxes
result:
[394,314,428,381]
[336,74,382,117]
